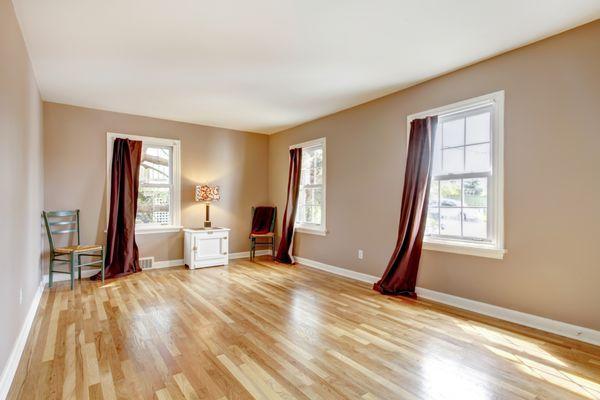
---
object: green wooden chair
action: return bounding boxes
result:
[42,210,104,289]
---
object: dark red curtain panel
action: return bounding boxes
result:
[374,116,438,296]
[95,138,143,280]
[275,148,302,264]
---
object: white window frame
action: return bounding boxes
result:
[408,91,505,259]
[291,137,327,236]
[106,132,182,235]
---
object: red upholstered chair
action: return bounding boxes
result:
[249,206,277,260]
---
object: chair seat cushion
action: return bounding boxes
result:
[250,232,274,238]
[55,244,102,254]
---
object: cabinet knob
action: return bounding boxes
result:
[193,246,197,251]
[222,252,227,255]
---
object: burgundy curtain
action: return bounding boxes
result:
[95,138,143,279]
[374,116,438,296]
[275,148,302,264]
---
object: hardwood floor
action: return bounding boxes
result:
[8,257,600,400]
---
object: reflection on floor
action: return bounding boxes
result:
[8,256,600,399]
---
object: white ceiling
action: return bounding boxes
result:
[13,1,600,134]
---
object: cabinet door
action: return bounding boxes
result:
[194,235,226,261]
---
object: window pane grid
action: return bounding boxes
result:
[301,183,323,189]
[439,107,492,176]
[140,145,172,186]
[138,145,174,226]
[137,186,172,225]
[140,183,172,188]
[428,106,493,242]
[107,134,181,231]
[442,141,491,150]
[417,95,502,253]
[428,177,489,241]
[296,142,324,228]
[433,171,490,180]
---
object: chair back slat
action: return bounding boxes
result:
[49,220,76,226]
[51,229,78,234]
[43,210,81,253]
[46,210,77,217]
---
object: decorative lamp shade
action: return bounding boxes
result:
[195,185,220,202]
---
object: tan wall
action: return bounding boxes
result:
[269,21,600,330]
[0,0,44,373]
[44,103,269,263]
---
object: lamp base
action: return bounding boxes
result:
[204,203,212,228]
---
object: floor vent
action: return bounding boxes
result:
[139,257,155,269]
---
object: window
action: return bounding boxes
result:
[292,138,326,235]
[106,133,181,234]
[409,91,505,258]
[138,145,173,226]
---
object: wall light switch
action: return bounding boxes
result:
[358,249,364,260]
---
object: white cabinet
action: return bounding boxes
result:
[184,228,230,269]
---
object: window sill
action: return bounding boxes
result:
[103,226,183,235]
[135,226,183,235]
[423,239,506,259]
[295,226,327,236]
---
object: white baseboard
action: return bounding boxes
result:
[148,251,271,268]
[43,269,100,284]
[42,258,185,282]
[415,287,600,346]
[152,259,184,269]
[230,250,271,259]
[42,251,272,281]
[41,259,184,282]
[295,257,379,284]
[295,256,600,347]
[0,280,45,399]
[141,251,271,270]
[141,252,272,268]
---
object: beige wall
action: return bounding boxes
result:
[269,21,600,330]
[0,0,44,375]
[44,103,269,263]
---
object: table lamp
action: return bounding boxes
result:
[195,184,220,228]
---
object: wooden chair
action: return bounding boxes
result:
[249,206,276,260]
[43,210,104,289]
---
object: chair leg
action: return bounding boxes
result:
[70,253,75,290]
[250,238,255,260]
[101,247,105,284]
[49,258,54,288]
[77,254,82,280]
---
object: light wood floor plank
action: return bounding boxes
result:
[7,256,600,399]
